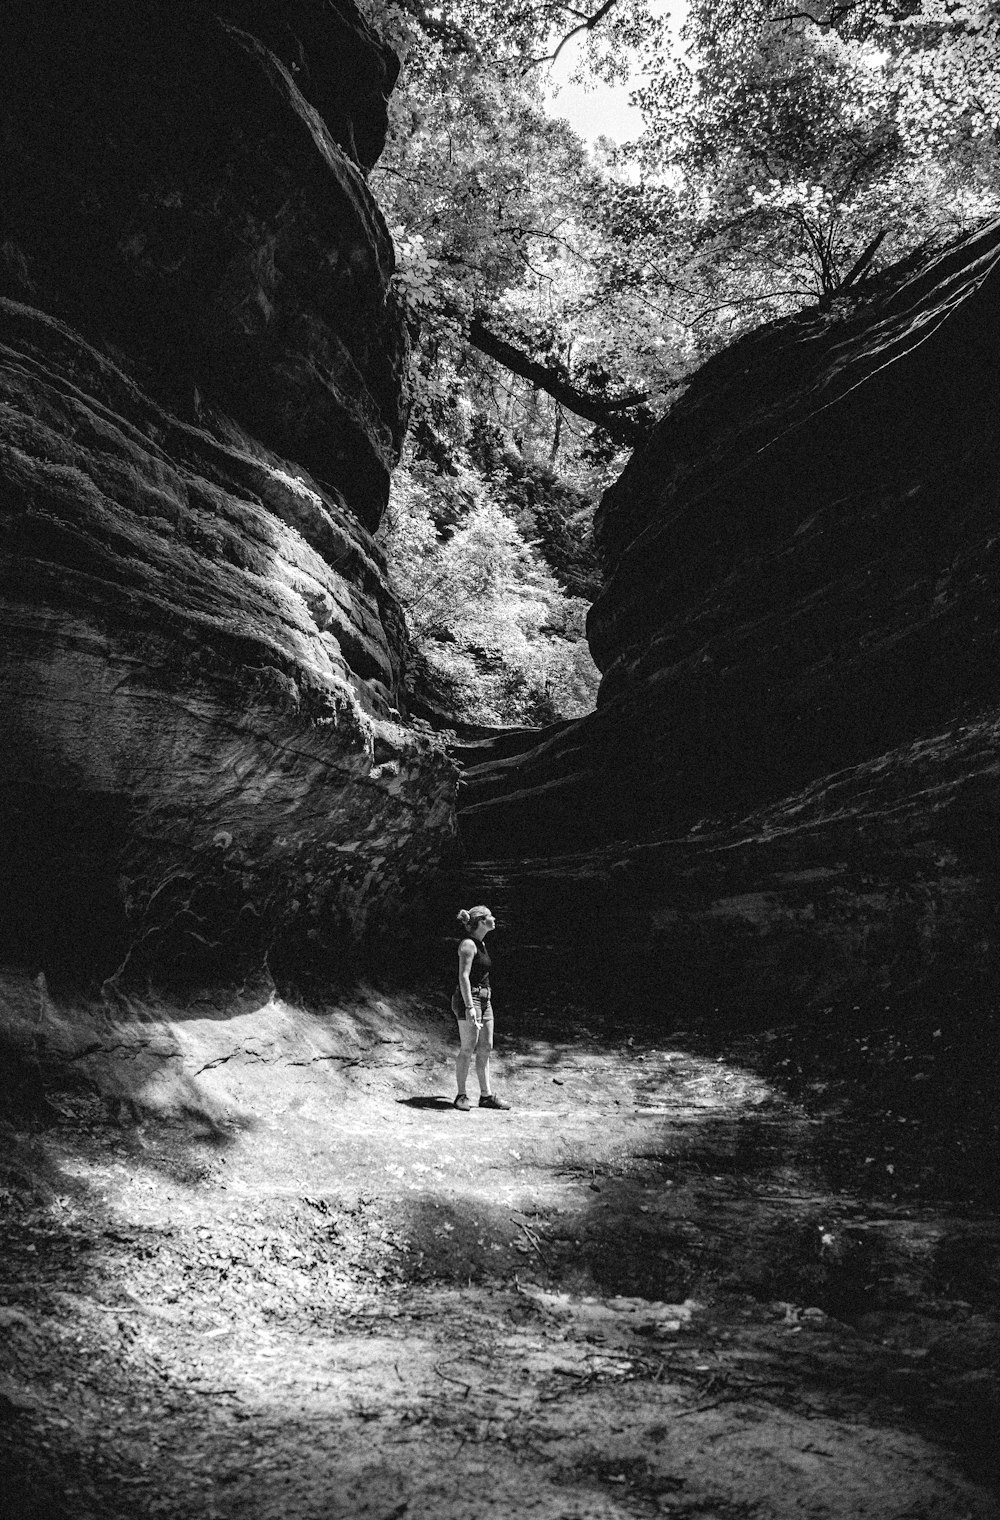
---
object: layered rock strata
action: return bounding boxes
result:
[425,711,1000,1017]
[0,1,457,978]
[1,0,406,526]
[461,220,1000,853]
[446,221,1000,1015]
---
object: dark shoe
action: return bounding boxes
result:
[479,1093,510,1110]
[454,1094,471,1112]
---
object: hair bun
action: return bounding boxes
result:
[456,908,471,926]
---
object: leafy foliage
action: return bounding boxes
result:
[379,455,601,725]
[623,0,1000,327]
[360,0,1000,725]
[360,2,684,727]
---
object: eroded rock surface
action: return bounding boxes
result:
[431,711,999,1020]
[1,0,406,525]
[451,221,1000,1014]
[0,1,457,978]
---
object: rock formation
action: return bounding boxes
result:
[1,0,406,524]
[445,221,1000,1017]
[0,1,457,979]
[5,0,1000,1014]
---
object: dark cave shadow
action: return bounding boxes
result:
[388,1152,1000,1492]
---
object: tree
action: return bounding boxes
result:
[620,0,1000,326]
[361,0,1000,724]
[363,0,675,436]
[356,1,678,728]
[378,458,601,723]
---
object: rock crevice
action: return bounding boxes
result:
[445,220,1000,1017]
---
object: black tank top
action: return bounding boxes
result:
[462,937,491,988]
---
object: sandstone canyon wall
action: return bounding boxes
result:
[448,223,1000,1019]
[0,0,457,980]
[4,0,999,1018]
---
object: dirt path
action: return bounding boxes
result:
[0,984,997,1519]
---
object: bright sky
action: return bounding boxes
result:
[542,0,682,145]
[545,68,644,144]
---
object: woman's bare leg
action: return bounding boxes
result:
[455,1018,478,1095]
[474,1019,495,1095]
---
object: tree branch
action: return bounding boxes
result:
[466,315,650,445]
[523,0,624,69]
[769,1,860,25]
[837,227,889,291]
[391,0,482,55]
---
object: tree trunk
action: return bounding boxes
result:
[466,316,650,449]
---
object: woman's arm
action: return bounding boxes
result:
[457,940,479,1023]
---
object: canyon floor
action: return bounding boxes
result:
[0,982,997,1520]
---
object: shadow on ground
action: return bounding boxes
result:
[0,975,997,1517]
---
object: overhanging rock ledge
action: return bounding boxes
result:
[0,0,457,979]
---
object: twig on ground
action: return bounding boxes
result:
[677,1393,739,1417]
[433,1363,473,1397]
[517,1221,551,1267]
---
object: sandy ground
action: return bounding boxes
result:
[0,982,997,1520]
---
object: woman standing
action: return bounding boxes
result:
[451,905,510,1111]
